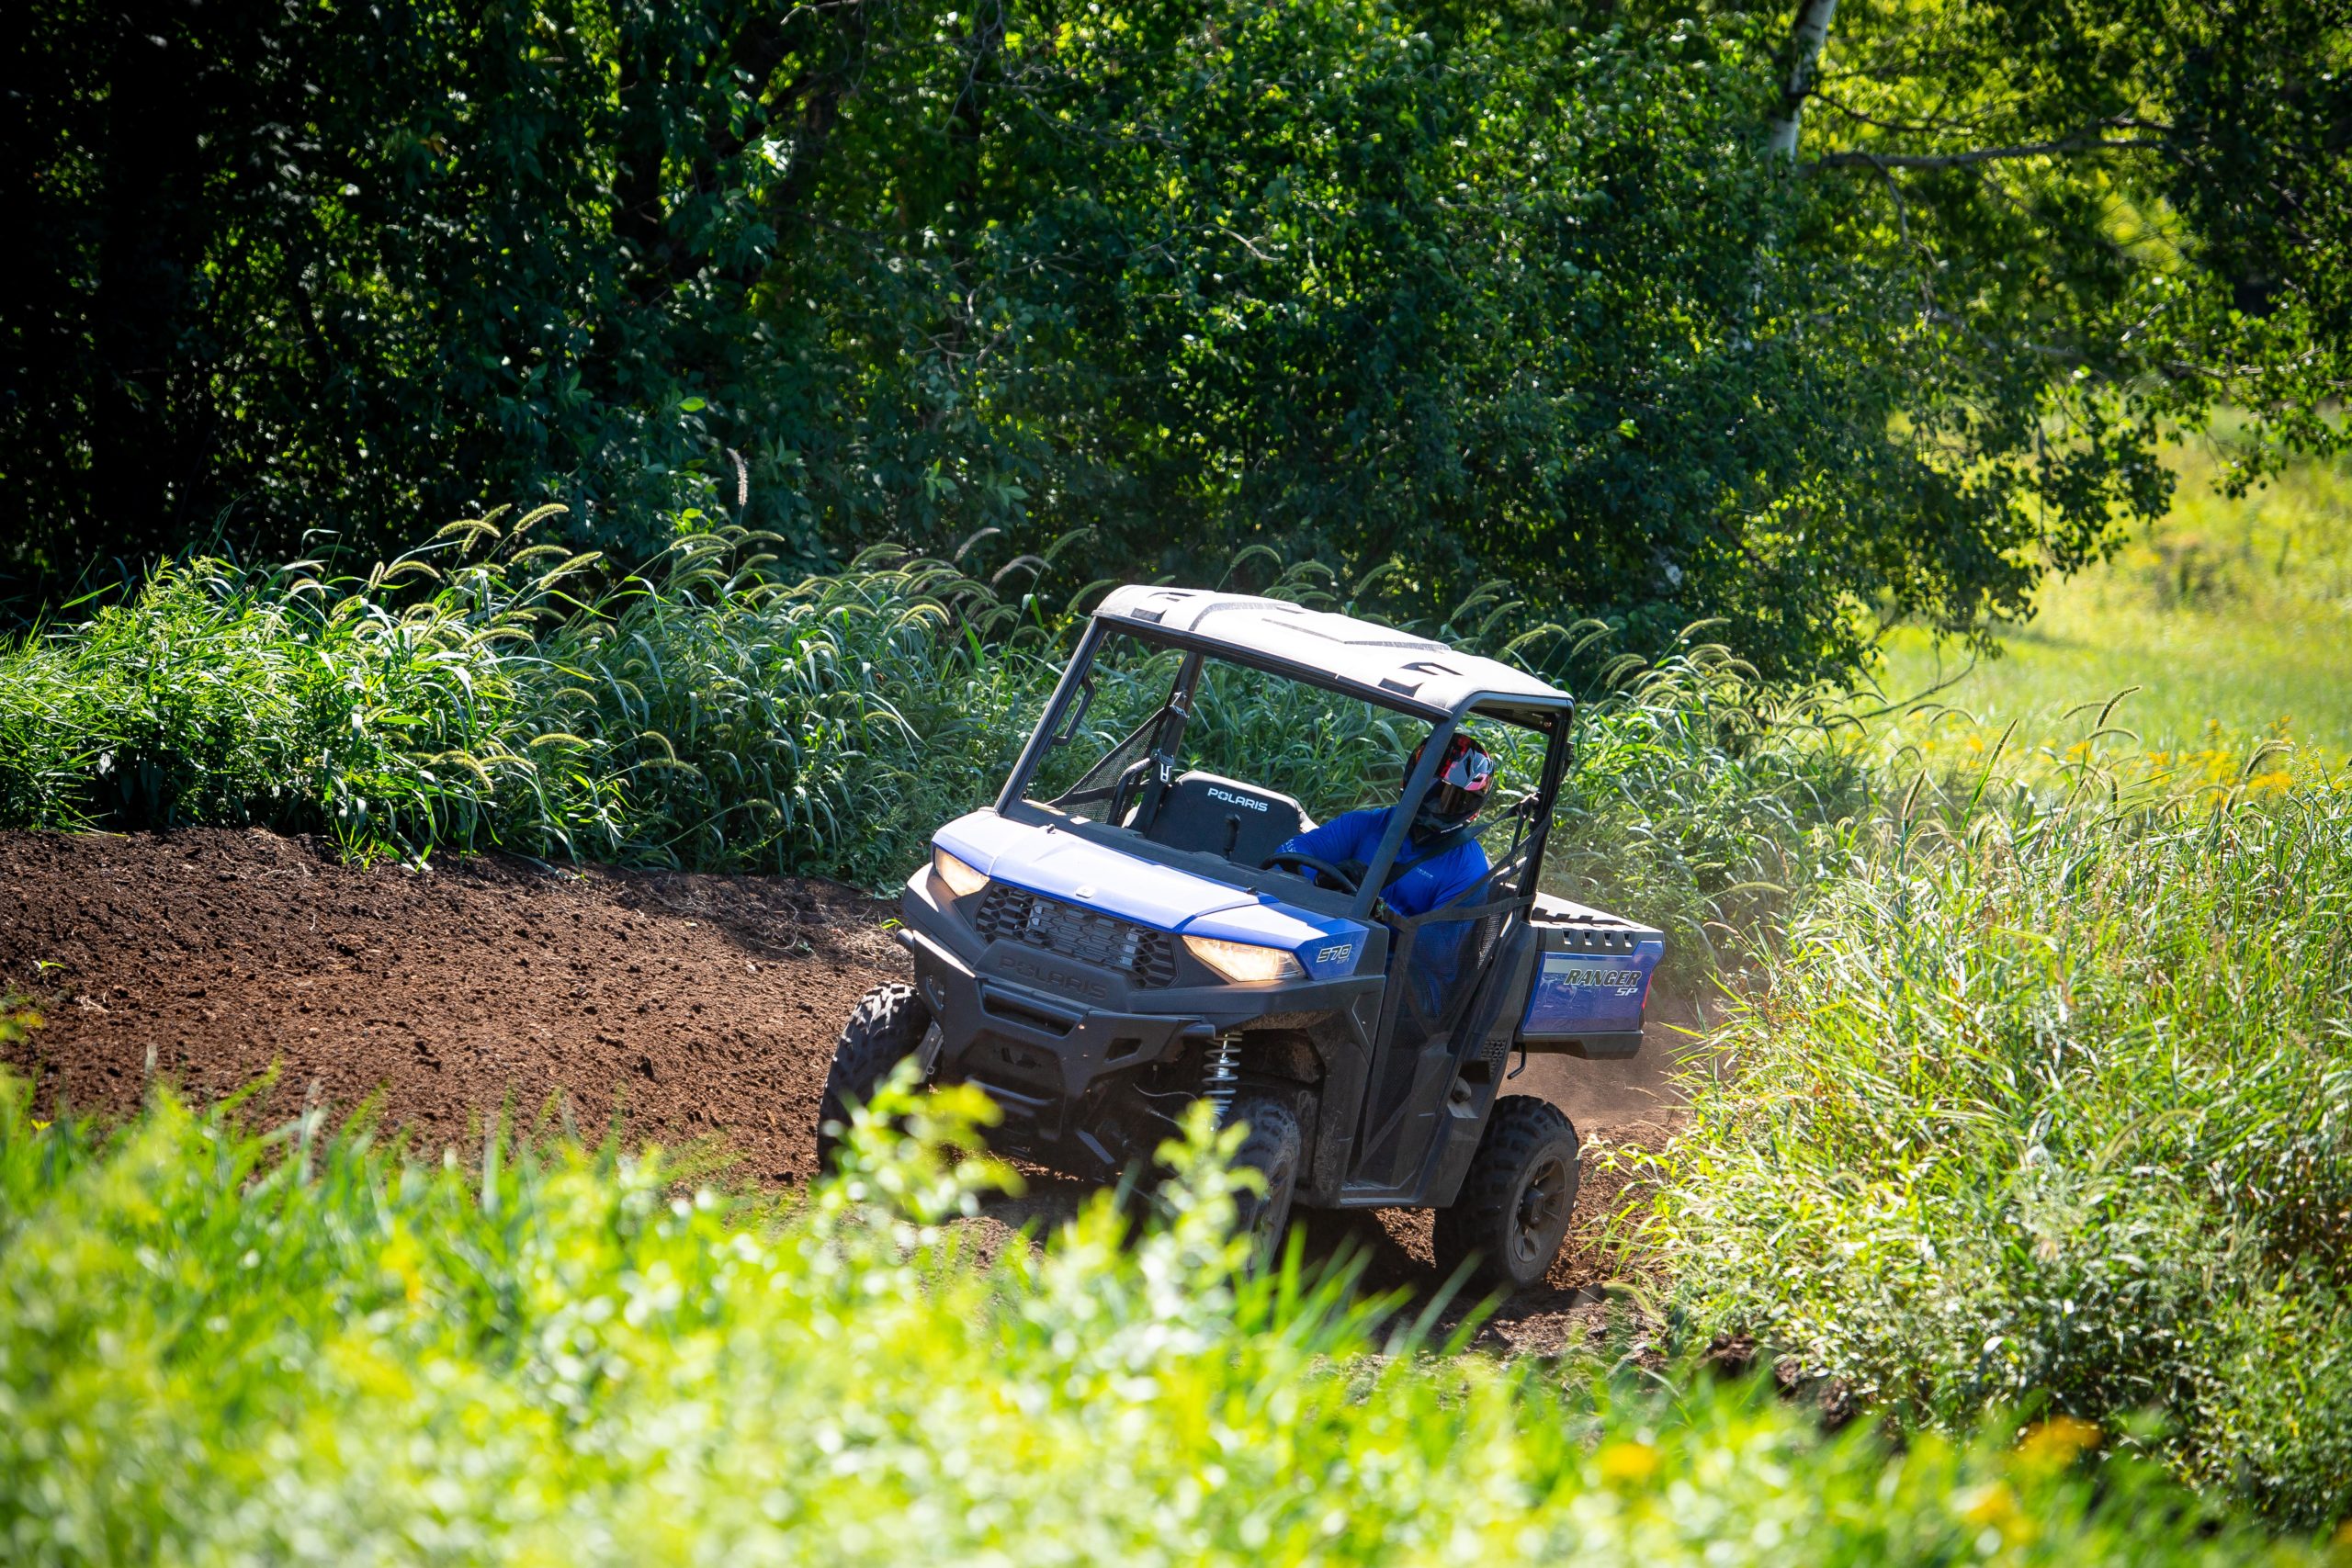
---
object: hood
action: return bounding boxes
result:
[933,810,1366,979]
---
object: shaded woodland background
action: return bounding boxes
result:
[6,0,2347,677]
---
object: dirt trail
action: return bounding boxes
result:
[0,829,900,1179]
[1,828,1689,1341]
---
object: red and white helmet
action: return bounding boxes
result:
[1407,733,1494,831]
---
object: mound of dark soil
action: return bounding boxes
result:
[0,829,902,1179]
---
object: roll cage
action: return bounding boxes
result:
[992,604,1577,932]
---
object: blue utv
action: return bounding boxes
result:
[819,587,1663,1289]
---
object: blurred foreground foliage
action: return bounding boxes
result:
[0,1068,2335,1566]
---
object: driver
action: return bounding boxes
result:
[1273,734,1495,1012]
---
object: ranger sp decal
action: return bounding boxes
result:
[1520,942,1664,1038]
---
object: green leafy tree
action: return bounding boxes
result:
[1751,0,2352,602]
[6,1,2348,681]
[4,0,846,573]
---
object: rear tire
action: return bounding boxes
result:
[1432,1096,1580,1293]
[1225,1095,1302,1271]
[816,982,933,1170]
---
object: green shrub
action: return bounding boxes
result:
[1638,774,2352,1522]
[0,1070,2329,1565]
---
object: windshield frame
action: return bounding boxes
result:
[993,615,1574,922]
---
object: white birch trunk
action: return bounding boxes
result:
[1767,0,1839,160]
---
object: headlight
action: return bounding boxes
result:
[932,846,989,898]
[1182,934,1305,985]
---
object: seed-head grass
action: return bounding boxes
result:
[0,516,1062,884]
[1635,751,2352,1523]
[0,529,1864,977]
[1547,640,1871,983]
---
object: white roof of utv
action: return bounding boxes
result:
[1094,584,1570,718]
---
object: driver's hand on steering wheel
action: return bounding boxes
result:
[1259,850,1368,897]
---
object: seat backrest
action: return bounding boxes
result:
[1144,771,1308,867]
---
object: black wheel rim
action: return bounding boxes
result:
[1509,1154,1571,1270]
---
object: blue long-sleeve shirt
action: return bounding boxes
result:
[1279,807,1490,1015]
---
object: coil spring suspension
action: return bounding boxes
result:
[1200,1032,1243,1126]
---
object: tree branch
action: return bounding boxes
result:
[1812,136,2172,171]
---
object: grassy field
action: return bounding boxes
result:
[1875,444,2352,770]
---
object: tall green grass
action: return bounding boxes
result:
[1637,761,2352,1523]
[0,1068,2331,1565]
[0,514,1068,886]
[1545,647,1869,976]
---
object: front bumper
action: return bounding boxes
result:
[899,858,1385,1182]
[905,922,1213,1173]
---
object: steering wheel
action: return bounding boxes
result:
[1260,851,1363,896]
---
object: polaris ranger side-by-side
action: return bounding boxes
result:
[819,587,1663,1288]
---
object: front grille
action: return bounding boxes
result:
[974,884,1178,987]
